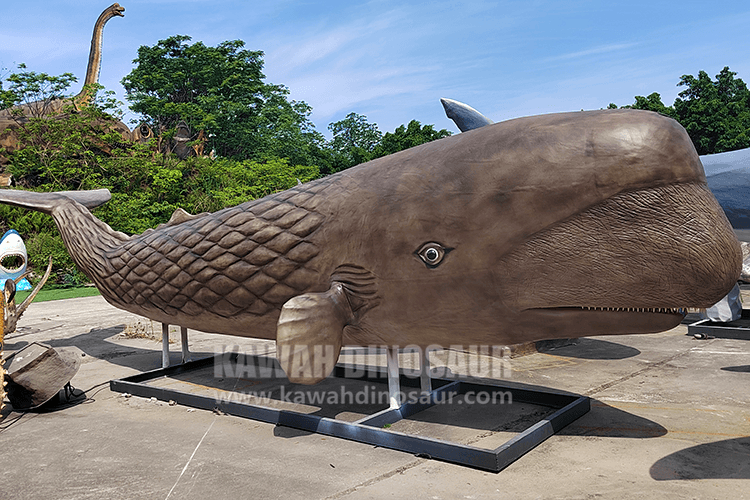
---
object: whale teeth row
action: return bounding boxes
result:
[580,306,687,315]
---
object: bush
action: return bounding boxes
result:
[3,116,321,283]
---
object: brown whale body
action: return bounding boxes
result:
[0,110,741,383]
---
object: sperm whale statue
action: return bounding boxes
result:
[0,110,741,383]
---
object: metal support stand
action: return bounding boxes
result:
[688,309,750,340]
[162,324,192,368]
[386,346,401,409]
[180,326,191,364]
[111,350,590,472]
[420,347,432,394]
[161,323,170,368]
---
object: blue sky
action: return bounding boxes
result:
[1,1,749,137]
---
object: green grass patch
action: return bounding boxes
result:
[16,286,101,303]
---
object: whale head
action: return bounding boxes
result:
[330,110,741,347]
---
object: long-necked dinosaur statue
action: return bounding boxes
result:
[0,110,741,384]
[74,3,126,110]
[0,4,127,163]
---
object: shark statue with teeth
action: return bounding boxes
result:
[0,230,32,291]
[0,109,741,383]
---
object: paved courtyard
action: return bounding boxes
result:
[0,295,748,499]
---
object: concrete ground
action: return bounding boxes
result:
[0,295,748,500]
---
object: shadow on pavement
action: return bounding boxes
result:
[650,437,750,480]
[4,325,212,373]
[539,338,641,360]
[561,400,667,438]
[721,365,750,373]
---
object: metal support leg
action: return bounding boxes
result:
[161,323,170,368]
[386,346,401,409]
[419,348,432,394]
[180,326,191,364]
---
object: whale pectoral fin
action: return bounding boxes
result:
[276,283,354,385]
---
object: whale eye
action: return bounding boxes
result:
[416,242,451,268]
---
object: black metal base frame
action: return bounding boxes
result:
[688,308,750,340]
[110,353,589,472]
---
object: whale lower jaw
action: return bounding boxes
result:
[519,307,687,336]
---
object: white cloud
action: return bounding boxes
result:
[545,42,640,62]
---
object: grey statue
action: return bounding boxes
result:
[0,110,741,383]
[700,145,750,230]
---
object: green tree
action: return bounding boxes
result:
[326,112,382,171]
[0,66,131,284]
[94,155,320,235]
[673,67,750,154]
[627,92,675,118]
[1,65,126,190]
[0,67,16,111]
[614,67,750,155]
[0,63,77,117]
[373,120,451,158]
[121,35,324,165]
[1,65,323,285]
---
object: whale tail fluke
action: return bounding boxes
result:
[0,188,111,214]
